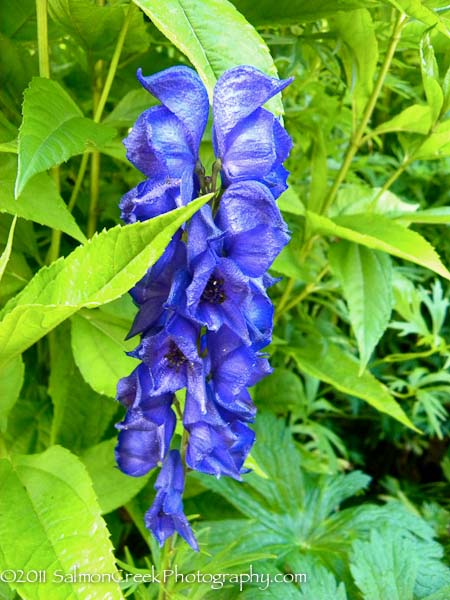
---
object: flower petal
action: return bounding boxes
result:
[213,65,292,146]
[137,66,209,154]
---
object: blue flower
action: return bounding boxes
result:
[213,66,293,197]
[145,450,198,551]
[116,63,293,552]
[127,234,186,338]
[134,315,206,403]
[115,364,176,476]
[183,382,255,480]
[216,181,290,277]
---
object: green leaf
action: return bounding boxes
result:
[82,438,151,514]
[0,194,211,369]
[420,32,444,122]
[288,336,418,430]
[0,155,86,243]
[103,88,157,128]
[71,303,138,398]
[0,216,16,286]
[329,242,393,372]
[382,0,450,38]
[278,187,305,216]
[415,120,450,159]
[331,9,378,118]
[374,104,433,135]
[395,206,450,224]
[15,77,115,197]
[0,355,24,433]
[230,0,380,25]
[133,0,283,115]
[0,250,32,305]
[0,446,123,599]
[307,210,450,280]
[350,527,418,600]
[49,324,118,453]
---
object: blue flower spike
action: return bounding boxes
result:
[116,64,293,551]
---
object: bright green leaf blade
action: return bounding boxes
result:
[15,77,115,197]
[331,9,378,119]
[49,324,118,453]
[0,447,123,600]
[329,242,393,372]
[350,528,418,600]
[374,104,433,135]
[133,0,283,115]
[288,338,418,430]
[395,206,450,224]
[0,216,16,285]
[82,438,151,514]
[0,194,211,369]
[1,155,86,243]
[230,0,380,25]
[420,32,443,123]
[415,120,450,159]
[0,355,23,433]
[381,0,450,37]
[71,306,138,398]
[307,210,450,280]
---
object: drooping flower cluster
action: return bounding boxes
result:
[115,65,293,551]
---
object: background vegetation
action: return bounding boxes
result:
[0,0,449,598]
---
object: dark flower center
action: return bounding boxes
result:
[165,341,187,370]
[201,275,226,304]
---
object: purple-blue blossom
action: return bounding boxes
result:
[115,64,293,552]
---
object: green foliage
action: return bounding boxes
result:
[15,77,115,197]
[0,195,209,368]
[0,0,450,598]
[0,446,122,599]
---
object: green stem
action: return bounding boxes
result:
[87,4,134,238]
[320,11,406,215]
[274,277,295,321]
[372,158,411,203]
[282,265,329,314]
[94,4,134,124]
[36,0,50,78]
[158,538,171,600]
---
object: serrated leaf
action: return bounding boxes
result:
[1,155,86,243]
[307,210,450,280]
[329,242,393,371]
[0,194,211,369]
[49,325,118,453]
[288,336,418,430]
[133,0,283,115]
[15,77,115,197]
[0,355,23,433]
[350,528,418,600]
[71,305,138,398]
[0,447,123,600]
[82,438,150,514]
